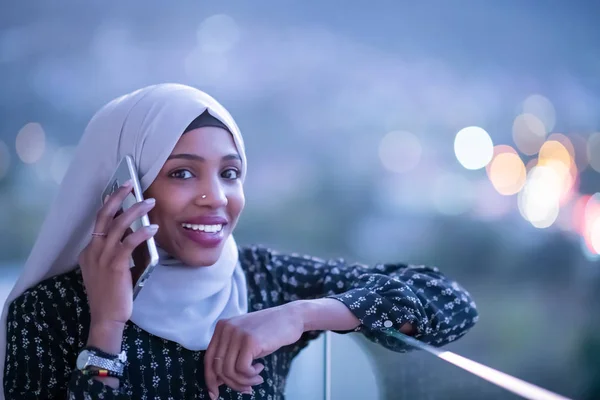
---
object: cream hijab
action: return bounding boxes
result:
[0,84,249,398]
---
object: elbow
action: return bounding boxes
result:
[465,301,479,332]
[459,295,479,336]
[445,291,479,342]
[455,282,479,331]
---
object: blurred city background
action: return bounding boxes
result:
[1,1,599,399]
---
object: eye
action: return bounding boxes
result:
[170,169,194,180]
[221,168,240,180]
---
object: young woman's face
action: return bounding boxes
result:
[145,126,245,266]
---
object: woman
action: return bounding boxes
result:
[1,84,478,400]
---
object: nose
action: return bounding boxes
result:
[195,177,227,208]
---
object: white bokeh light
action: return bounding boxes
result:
[591,217,600,254]
[378,131,422,173]
[197,14,241,54]
[454,126,494,170]
[518,166,561,228]
[16,122,46,164]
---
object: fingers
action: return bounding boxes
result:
[205,321,264,398]
[205,322,223,399]
[222,332,263,391]
[112,224,158,267]
[93,180,133,236]
[213,324,237,390]
[236,336,264,378]
[104,197,156,251]
[92,182,157,269]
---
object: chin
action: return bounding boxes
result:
[180,247,223,267]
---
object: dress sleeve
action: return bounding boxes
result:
[3,290,131,399]
[242,246,478,352]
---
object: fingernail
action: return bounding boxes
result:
[144,198,156,205]
[103,194,110,203]
[208,391,217,400]
[148,224,159,233]
[123,179,133,187]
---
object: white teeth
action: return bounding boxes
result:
[181,223,223,233]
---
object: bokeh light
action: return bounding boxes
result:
[0,140,10,180]
[591,217,600,254]
[572,194,592,236]
[537,140,577,204]
[583,194,600,252]
[486,145,519,173]
[378,131,422,173]
[539,140,572,168]
[454,126,494,170]
[587,132,600,172]
[518,166,562,229]
[512,114,546,156]
[487,151,526,196]
[546,133,575,161]
[522,94,556,133]
[16,122,46,164]
[196,14,241,54]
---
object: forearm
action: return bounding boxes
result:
[86,320,126,389]
[294,298,415,334]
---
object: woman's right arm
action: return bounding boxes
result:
[3,292,131,399]
[5,180,158,399]
[77,179,157,389]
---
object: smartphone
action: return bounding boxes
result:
[101,155,159,300]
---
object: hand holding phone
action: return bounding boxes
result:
[99,155,160,300]
[78,180,159,332]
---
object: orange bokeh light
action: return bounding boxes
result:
[488,152,526,196]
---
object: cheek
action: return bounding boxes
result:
[228,188,245,219]
[147,196,179,224]
[147,206,167,233]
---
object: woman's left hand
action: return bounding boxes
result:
[204,302,305,399]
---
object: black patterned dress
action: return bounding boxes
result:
[3,246,478,399]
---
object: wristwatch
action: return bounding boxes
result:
[76,347,127,376]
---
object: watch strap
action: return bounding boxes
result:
[81,368,122,379]
[78,347,127,376]
[86,353,125,375]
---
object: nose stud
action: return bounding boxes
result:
[201,194,207,199]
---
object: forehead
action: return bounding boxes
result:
[172,126,239,156]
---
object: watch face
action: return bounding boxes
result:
[76,350,90,370]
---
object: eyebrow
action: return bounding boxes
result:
[167,153,242,162]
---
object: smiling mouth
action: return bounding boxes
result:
[181,223,224,233]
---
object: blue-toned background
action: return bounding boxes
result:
[1,1,599,399]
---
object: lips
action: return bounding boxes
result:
[179,215,228,248]
[180,226,225,248]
